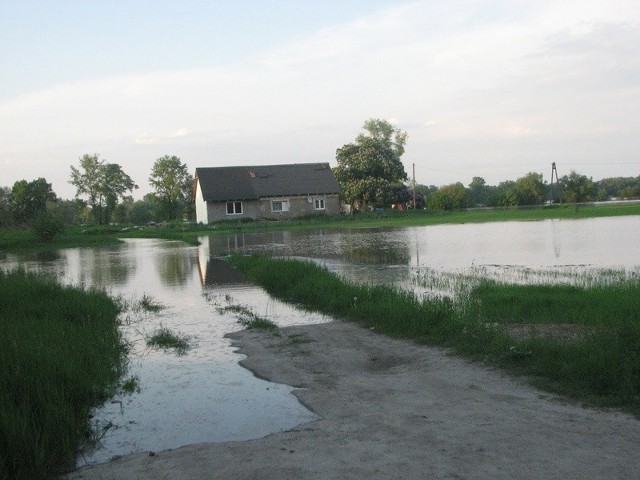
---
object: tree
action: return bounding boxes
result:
[594,176,640,200]
[11,178,57,225]
[468,176,488,207]
[148,155,193,221]
[428,183,470,210]
[513,172,546,205]
[560,170,594,203]
[70,154,137,224]
[333,119,408,209]
[0,186,13,228]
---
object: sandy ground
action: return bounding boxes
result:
[67,321,640,480]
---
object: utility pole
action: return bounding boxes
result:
[550,162,560,204]
[412,163,416,209]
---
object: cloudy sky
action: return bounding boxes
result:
[1,0,639,200]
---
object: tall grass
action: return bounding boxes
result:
[0,269,127,480]
[229,254,640,415]
[469,280,640,325]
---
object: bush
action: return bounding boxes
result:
[31,211,65,243]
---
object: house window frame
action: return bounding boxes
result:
[271,199,290,213]
[226,201,243,215]
[314,198,326,210]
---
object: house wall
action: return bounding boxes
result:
[205,200,260,223]
[199,194,340,224]
[195,181,209,224]
[257,194,340,219]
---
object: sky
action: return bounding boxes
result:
[1,0,639,200]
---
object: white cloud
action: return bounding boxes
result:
[135,132,157,145]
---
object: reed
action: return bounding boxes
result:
[146,327,193,356]
[229,254,640,415]
[219,304,278,330]
[0,269,126,480]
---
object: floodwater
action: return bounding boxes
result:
[200,216,640,292]
[2,215,639,464]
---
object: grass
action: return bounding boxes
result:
[138,293,164,313]
[219,304,278,331]
[146,327,193,356]
[228,254,640,416]
[0,269,127,480]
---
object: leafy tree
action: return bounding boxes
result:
[468,176,488,207]
[594,176,640,200]
[334,119,408,209]
[0,186,13,228]
[54,199,87,225]
[414,183,438,206]
[128,199,157,225]
[70,154,137,224]
[428,183,470,210]
[560,170,594,203]
[513,172,546,205]
[496,190,519,207]
[148,155,193,221]
[11,178,57,225]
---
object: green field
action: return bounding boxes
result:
[229,254,640,416]
[0,270,127,480]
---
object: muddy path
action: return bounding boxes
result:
[68,321,640,479]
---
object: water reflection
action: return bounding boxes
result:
[0,239,325,467]
[198,257,250,287]
[200,228,412,265]
[1,215,638,465]
[154,243,198,286]
[77,245,135,287]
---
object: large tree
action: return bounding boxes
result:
[334,118,408,209]
[560,170,594,203]
[69,154,137,224]
[11,177,57,225]
[468,176,488,207]
[148,155,193,221]
[428,182,470,210]
[513,172,546,206]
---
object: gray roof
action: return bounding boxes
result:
[195,163,340,202]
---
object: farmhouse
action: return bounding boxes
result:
[194,163,341,223]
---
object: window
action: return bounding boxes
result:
[226,201,243,215]
[271,200,290,212]
[314,198,326,210]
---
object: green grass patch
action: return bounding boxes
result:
[229,254,640,415]
[0,269,127,480]
[138,293,164,313]
[146,327,193,356]
[219,304,278,331]
[469,280,640,325]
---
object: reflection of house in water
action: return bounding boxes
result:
[197,256,250,287]
[197,237,251,287]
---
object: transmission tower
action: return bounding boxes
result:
[549,162,561,204]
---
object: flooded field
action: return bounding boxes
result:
[2,215,639,464]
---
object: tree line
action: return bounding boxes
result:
[418,170,640,211]
[1,119,639,237]
[0,154,193,236]
[335,119,640,211]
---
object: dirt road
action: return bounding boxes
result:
[68,321,640,479]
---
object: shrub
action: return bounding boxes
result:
[31,211,65,243]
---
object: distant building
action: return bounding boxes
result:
[194,163,341,223]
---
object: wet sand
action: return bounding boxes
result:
[67,321,640,479]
